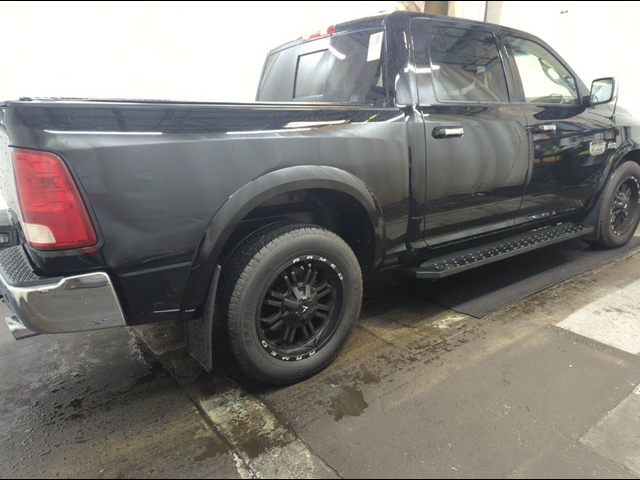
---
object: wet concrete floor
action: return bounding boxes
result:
[3,248,640,478]
[0,319,242,479]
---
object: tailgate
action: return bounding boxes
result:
[0,118,17,216]
[0,124,23,247]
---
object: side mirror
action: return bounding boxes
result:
[589,77,618,106]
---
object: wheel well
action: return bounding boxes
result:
[622,149,640,166]
[218,189,377,273]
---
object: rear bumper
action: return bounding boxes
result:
[0,246,126,340]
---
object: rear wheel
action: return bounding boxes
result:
[217,223,362,385]
[592,161,640,249]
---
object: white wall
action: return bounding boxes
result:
[3,1,639,109]
[0,1,396,102]
[486,1,640,115]
[448,1,486,21]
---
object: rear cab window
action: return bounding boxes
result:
[257,28,388,106]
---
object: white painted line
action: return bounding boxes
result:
[180,361,339,479]
[134,325,338,479]
[433,314,467,329]
[232,453,253,480]
[558,278,640,355]
[581,388,640,475]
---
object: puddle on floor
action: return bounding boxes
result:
[328,385,368,421]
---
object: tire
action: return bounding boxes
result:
[592,161,640,249]
[217,223,363,385]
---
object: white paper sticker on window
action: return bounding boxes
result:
[367,32,384,62]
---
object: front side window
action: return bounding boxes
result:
[506,36,579,105]
[413,26,509,103]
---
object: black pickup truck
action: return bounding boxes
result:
[1,11,639,384]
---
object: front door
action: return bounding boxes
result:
[410,20,530,245]
[503,35,616,223]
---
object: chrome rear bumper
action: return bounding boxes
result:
[5,314,39,339]
[0,246,126,340]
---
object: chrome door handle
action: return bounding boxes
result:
[432,127,464,139]
[530,124,557,134]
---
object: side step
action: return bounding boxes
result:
[409,223,594,279]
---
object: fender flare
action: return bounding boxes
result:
[180,165,385,321]
[597,141,640,192]
[582,142,640,240]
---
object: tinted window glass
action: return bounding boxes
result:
[414,27,509,103]
[295,50,333,98]
[258,30,387,105]
[506,37,578,105]
[257,45,298,102]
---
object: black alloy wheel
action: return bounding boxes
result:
[591,161,640,249]
[610,178,640,237]
[216,222,362,385]
[258,257,344,362]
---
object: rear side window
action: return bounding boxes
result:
[258,29,387,106]
[413,25,509,103]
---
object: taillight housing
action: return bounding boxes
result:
[11,148,97,250]
[302,25,334,43]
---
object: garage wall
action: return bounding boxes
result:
[0,1,395,102]
[486,1,640,116]
[2,2,637,111]
[448,1,486,21]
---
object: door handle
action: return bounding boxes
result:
[432,127,464,139]
[529,124,557,134]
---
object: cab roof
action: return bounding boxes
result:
[269,10,505,54]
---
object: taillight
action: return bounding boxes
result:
[302,25,334,42]
[11,148,97,250]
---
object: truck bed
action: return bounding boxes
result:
[0,98,410,325]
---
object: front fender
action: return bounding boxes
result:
[581,141,640,240]
[179,165,385,320]
[598,140,640,192]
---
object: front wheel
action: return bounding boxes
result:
[592,161,640,249]
[217,223,363,385]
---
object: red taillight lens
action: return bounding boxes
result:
[302,25,334,42]
[11,148,97,250]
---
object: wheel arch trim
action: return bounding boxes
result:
[598,142,640,192]
[179,165,385,321]
[582,142,640,240]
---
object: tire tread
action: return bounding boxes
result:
[217,222,362,384]
[593,161,640,249]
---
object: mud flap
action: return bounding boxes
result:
[581,194,604,242]
[185,264,221,373]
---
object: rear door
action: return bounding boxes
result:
[410,20,530,245]
[502,35,616,223]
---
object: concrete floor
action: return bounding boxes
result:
[2,246,640,478]
[0,318,242,479]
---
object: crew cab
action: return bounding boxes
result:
[1,11,639,384]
